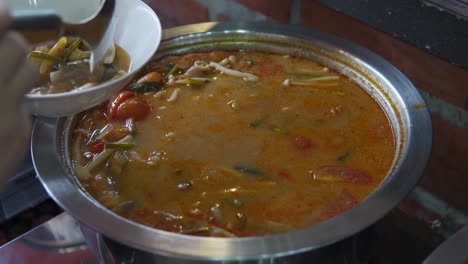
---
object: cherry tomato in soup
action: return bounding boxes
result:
[313,165,372,184]
[107,91,134,119]
[88,141,104,153]
[114,96,150,121]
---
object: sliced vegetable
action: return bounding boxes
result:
[63,38,82,61]
[103,127,130,142]
[107,151,128,175]
[105,141,136,150]
[75,148,115,180]
[107,91,134,119]
[75,135,135,180]
[137,71,162,83]
[233,166,263,176]
[313,165,372,184]
[103,43,116,64]
[28,51,63,63]
[179,227,210,235]
[167,64,181,76]
[187,77,210,86]
[209,62,259,81]
[126,82,164,94]
[68,49,91,61]
[40,37,67,74]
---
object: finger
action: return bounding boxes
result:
[0,31,30,86]
[0,0,11,37]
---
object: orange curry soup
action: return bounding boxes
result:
[72,51,395,237]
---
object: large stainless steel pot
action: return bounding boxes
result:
[31,22,432,263]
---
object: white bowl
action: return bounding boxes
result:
[9,0,162,116]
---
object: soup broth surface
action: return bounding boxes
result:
[72,51,395,237]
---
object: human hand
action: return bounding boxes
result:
[0,0,35,186]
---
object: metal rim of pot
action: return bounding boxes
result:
[31,22,432,261]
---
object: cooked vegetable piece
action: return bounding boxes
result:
[103,127,130,142]
[107,91,134,119]
[167,64,181,76]
[39,37,67,74]
[28,51,63,63]
[105,142,136,150]
[138,72,162,83]
[114,96,150,121]
[63,38,82,61]
[313,165,372,184]
[187,77,210,86]
[108,151,128,175]
[126,82,164,94]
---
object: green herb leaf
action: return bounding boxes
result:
[126,82,164,93]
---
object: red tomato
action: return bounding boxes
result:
[292,136,313,150]
[103,127,130,142]
[88,141,104,153]
[107,91,135,119]
[114,96,150,121]
[313,165,372,184]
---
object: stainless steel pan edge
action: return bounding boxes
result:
[31,22,432,261]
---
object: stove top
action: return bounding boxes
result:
[0,211,466,263]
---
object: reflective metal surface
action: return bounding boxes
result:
[0,213,97,263]
[31,22,432,262]
[424,225,468,264]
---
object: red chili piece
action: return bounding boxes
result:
[88,141,104,153]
